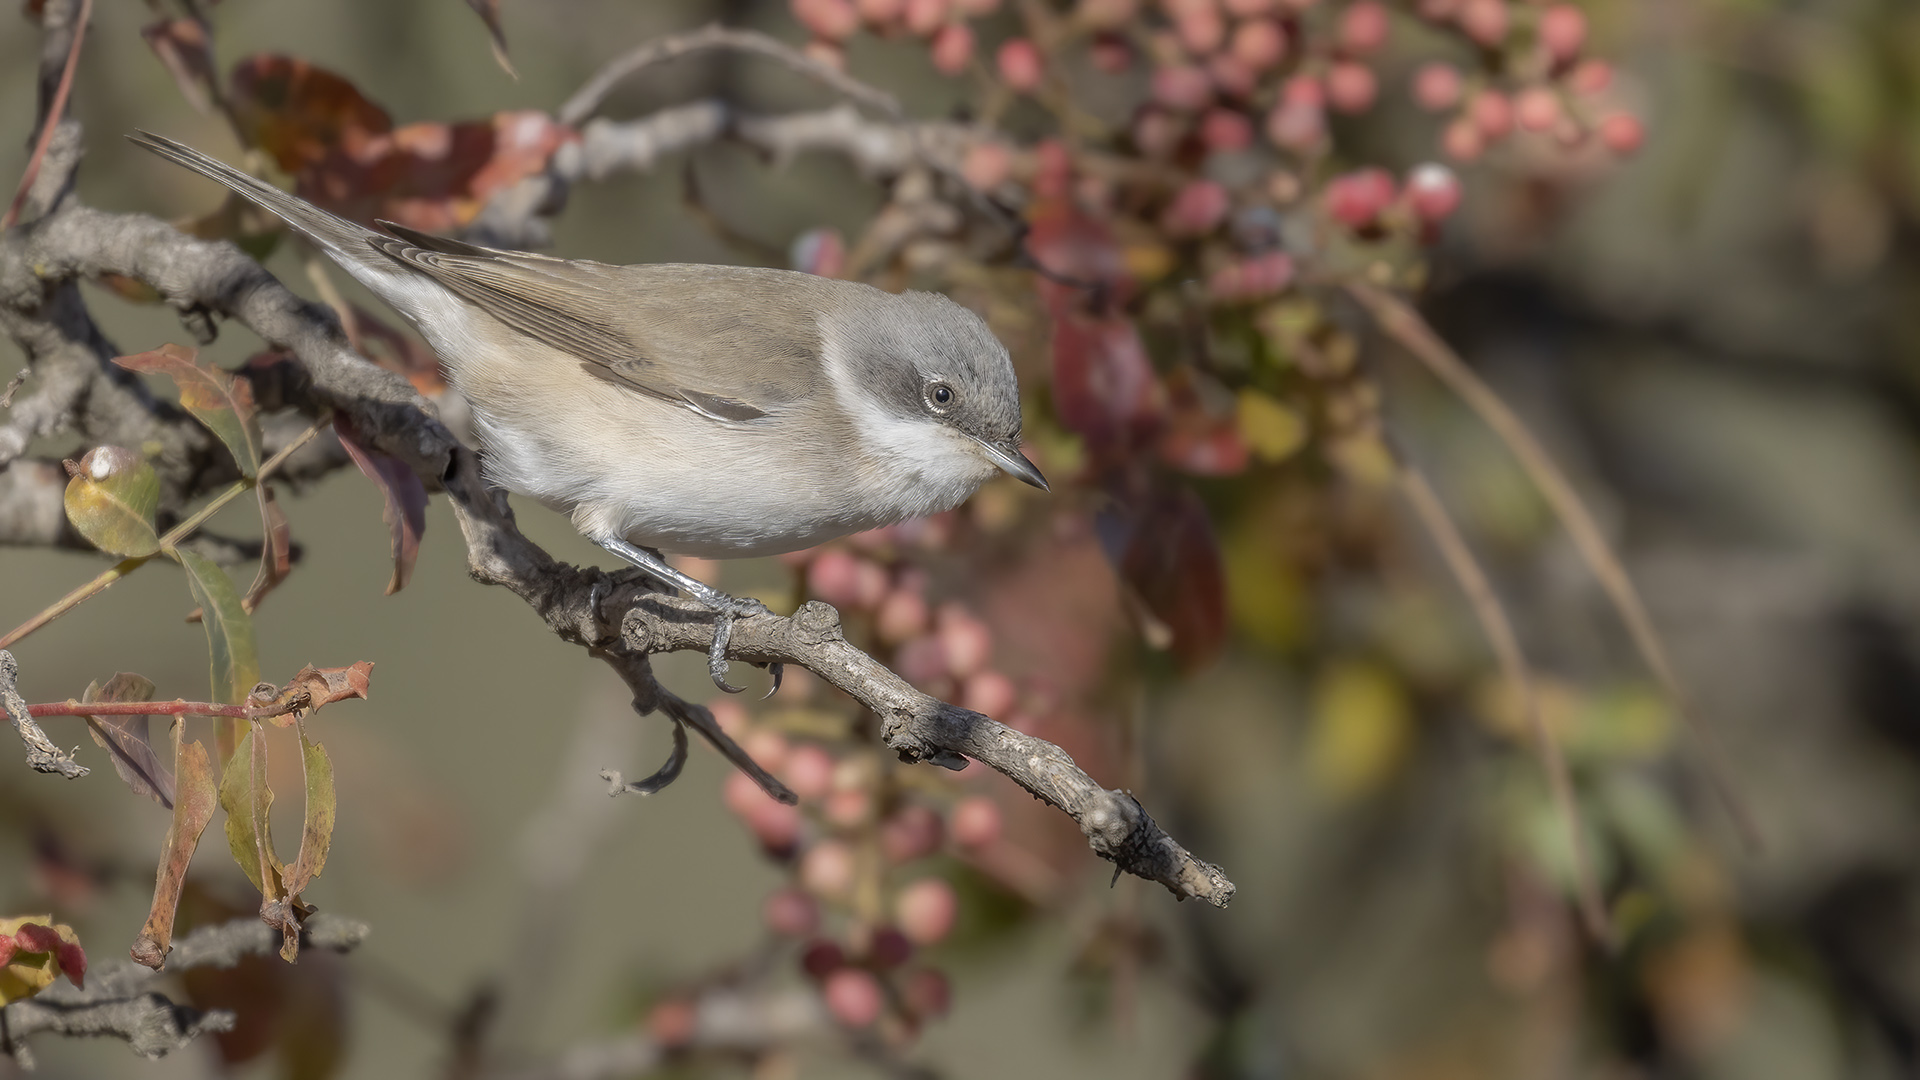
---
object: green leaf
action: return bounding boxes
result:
[282,728,335,898]
[173,548,260,706]
[219,727,283,898]
[115,344,262,478]
[131,724,218,969]
[62,447,160,557]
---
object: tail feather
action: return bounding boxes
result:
[127,131,383,268]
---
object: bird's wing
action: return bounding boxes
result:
[368,223,825,422]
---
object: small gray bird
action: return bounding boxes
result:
[131,132,1045,692]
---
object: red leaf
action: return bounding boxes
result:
[12,924,59,954]
[1025,197,1134,316]
[229,55,393,174]
[1050,311,1165,456]
[227,57,573,232]
[1099,485,1228,671]
[332,414,426,594]
[55,940,85,988]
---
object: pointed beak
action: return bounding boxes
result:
[975,437,1049,492]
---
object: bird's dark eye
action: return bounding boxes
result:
[925,381,956,413]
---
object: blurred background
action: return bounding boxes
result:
[5,0,1920,1077]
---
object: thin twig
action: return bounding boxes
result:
[1,649,87,778]
[22,697,303,722]
[1,0,92,229]
[1348,280,1759,849]
[558,23,904,128]
[0,417,327,649]
[1397,458,1611,945]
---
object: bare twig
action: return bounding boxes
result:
[443,451,1234,906]
[1349,280,1758,849]
[1,649,86,778]
[2,0,91,229]
[1397,460,1610,944]
[559,23,904,128]
[0,913,368,1060]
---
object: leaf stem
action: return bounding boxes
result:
[0,417,328,649]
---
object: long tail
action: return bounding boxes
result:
[127,131,384,269]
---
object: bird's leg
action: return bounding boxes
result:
[595,537,768,694]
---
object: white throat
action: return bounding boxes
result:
[818,328,996,521]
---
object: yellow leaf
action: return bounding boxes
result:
[1236,389,1307,464]
[1306,660,1412,799]
[0,915,82,1005]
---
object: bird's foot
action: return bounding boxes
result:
[595,537,776,694]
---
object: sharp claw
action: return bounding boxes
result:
[759,662,784,701]
[709,612,746,694]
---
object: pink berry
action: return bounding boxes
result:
[936,604,993,678]
[1567,57,1612,96]
[902,969,952,1018]
[852,559,890,610]
[1176,9,1226,54]
[1228,18,1286,70]
[859,0,905,21]
[1538,3,1587,65]
[877,586,932,644]
[1207,54,1256,98]
[649,999,698,1048]
[1405,162,1462,221]
[1276,76,1317,110]
[1441,116,1484,160]
[1089,32,1134,72]
[807,549,863,608]
[794,0,860,40]
[1470,90,1513,139]
[727,771,803,850]
[764,887,822,936]
[724,768,772,820]
[824,787,870,828]
[882,804,946,863]
[710,698,749,737]
[1338,1,1390,56]
[782,744,836,801]
[1265,101,1324,151]
[1325,167,1396,228]
[742,729,790,776]
[896,635,949,685]
[1411,61,1462,111]
[904,0,947,33]
[997,38,1044,92]
[1458,0,1508,46]
[961,669,1017,716]
[1200,108,1254,151]
[1515,86,1560,132]
[895,878,960,944]
[824,968,885,1027]
[1160,178,1231,236]
[1151,64,1213,110]
[801,938,846,979]
[1597,112,1643,155]
[801,840,858,899]
[1325,61,1378,114]
[950,795,1003,849]
[930,23,975,74]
